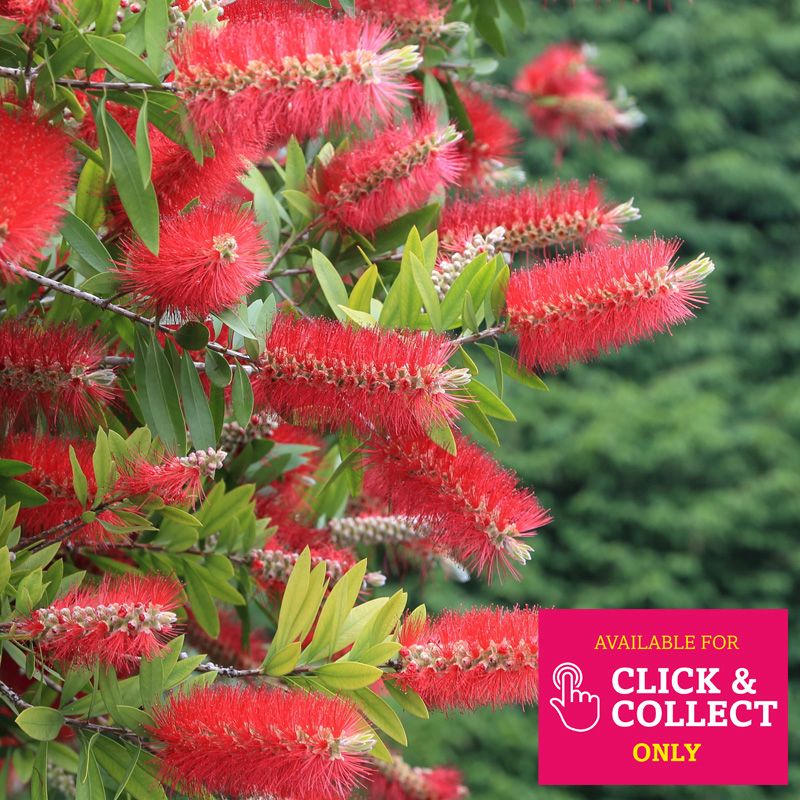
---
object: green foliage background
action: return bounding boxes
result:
[402,1,800,796]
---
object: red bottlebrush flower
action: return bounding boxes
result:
[0,104,73,277]
[454,85,519,189]
[392,606,539,710]
[312,114,464,235]
[514,43,643,141]
[0,321,114,429]
[115,449,227,505]
[0,434,120,546]
[18,575,182,669]
[150,126,268,218]
[0,0,70,36]
[506,238,714,372]
[253,315,468,435]
[119,205,266,318]
[150,685,374,800]
[345,0,456,43]
[173,9,419,141]
[365,433,550,579]
[439,180,638,257]
[368,753,468,800]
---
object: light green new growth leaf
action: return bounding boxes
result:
[312,250,349,321]
[315,661,382,690]
[69,446,88,508]
[348,688,407,745]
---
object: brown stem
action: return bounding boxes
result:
[0,65,176,92]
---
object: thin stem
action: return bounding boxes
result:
[263,219,318,278]
[101,355,255,375]
[17,501,117,552]
[465,79,528,105]
[0,66,176,92]
[0,679,142,744]
[453,324,506,347]
[9,264,255,364]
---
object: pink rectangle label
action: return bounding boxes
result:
[538,609,788,785]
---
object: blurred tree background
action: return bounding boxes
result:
[400,1,800,797]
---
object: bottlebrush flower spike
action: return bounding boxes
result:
[454,85,519,189]
[366,433,550,578]
[506,237,714,372]
[0,0,69,37]
[150,685,374,800]
[368,753,468,800]
[249,543,385,590]
[253,315,469,435]
[344,0,466,44]
[312,114,464,235]
[514,43,644,141]
[115,449,227,504]
[392,606,539,710]
[118,205,266,318]
[18,575,181,669]
[0,321,114,429]
[0,104,73,277]
[329,514,433,548]
[0,434,120,546]
[172,7,420,140]
[439,180,638,258]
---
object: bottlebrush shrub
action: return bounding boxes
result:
[253,314,470,435]
[515,42,645,141]
[0,103,73,276]
[506,237,714,372]
[0,321,114,429]
[119,204,267,318]
[0,434,120,545]
[368,753,468,800]
[150,685,374,800]
[311,114,464,235]
[0,1,713,796]
[366,433,551,578]
[392,606,539,710]
[17,575,181,669]
[172,6,420,140]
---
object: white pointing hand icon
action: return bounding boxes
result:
[549,662,601,732]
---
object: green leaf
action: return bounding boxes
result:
[135,96,152,187]
[380,254,421,329]
[184,562,220,638]
[490,262,510,318]
[462,291,479,333]
[179,353,216,451]
[467,379,516,421]
[92,429,114,502]
[349,688,407,745]
[282,189,316,220]
[92,737,167,800]
[105,112,159,253]
[460,399,499,446]
[440,253,487,328]
[15,707,65,741]
[315,661,382,690]
[263,641,301,677]
[69,446,89,507]
[0,459,32,477]
[145,337,186,452]
[302,559,367,663]
[384,680,429,719]
[231,363,254,427]
[348,263,378,313]
[339,306,378,327]
[265,548,313,657]
[475,9,507,56]
[409,252,442,332]
[312,250,348,321]
[143,0,169,73]
[76,735,105,800]
[61,211,114,273]
[138,656,163,712]
[175,321,210,350]
[74,157,107,229]
[86,35,162,84]
[204,349,232,388]
[477,343,548,391]
[428,422,457,455]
